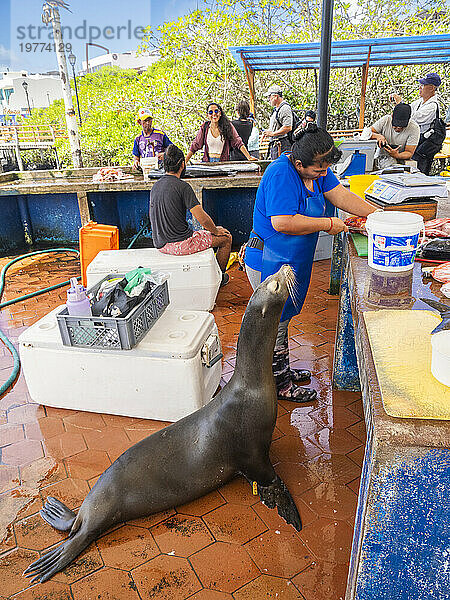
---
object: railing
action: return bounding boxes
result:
[0,125,58,146]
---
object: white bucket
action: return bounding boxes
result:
[365,211,424,272]
[431,331,450,387]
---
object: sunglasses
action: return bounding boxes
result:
[208,109,220,115]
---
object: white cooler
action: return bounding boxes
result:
[86,248,222,311]
[19,307,222,422]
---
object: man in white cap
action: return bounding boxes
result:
[132,108,173,170]
[393,73,444,174]
[262,85,294,160]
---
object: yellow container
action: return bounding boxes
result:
[348,174,379,200]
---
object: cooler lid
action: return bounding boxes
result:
[87,248,217,274]
[19,307,216,360]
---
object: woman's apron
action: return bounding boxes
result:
[260,178,333,322]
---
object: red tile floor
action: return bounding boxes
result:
[0,252,366,600]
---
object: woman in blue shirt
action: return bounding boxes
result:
[245,124,376,402]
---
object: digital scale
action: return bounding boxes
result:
[365,173,448,206]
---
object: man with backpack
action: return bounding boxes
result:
[263,85,300,160]
[393,73,445,175]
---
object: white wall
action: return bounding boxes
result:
[0,71,63,112]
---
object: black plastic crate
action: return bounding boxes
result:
[57,274,169,350]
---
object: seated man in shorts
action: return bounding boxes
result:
[150,144,232,286]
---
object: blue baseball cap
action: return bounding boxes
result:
[418,73,441,87]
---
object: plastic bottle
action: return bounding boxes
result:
[66,277,92,316]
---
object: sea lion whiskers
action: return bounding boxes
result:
[283,266,300,310]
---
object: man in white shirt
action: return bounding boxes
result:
[371,103,420,168]
[394,73,442,174]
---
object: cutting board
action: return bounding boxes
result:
[363,310,450,420]
[351,233,368,257]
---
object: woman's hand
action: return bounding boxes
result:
[325,217,349,235]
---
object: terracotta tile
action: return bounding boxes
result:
[10,580,72,600]
[190,542,259,593]
[307,429,362,455]
[329,389,360,407]
[132,554,202,600]
[203,503,267,544]
[233,575,304,599]
[96,524,160,569]
[40,477,90,509]
[347,398,364,418]
[0,547,40,597]
[245,529,312,578]
[346,420,367,443]
[346,477,361,495]
[300,483,358,520]
[346,445,366,468]
[309,405,361,430]
[276,412,322,438]
[0,423,25,446]
[218,476,259,506]
[43,432,87,460]
[307,453,361,486]
[20,457,67,489]
[16,494,43,520]
[177,490,225,517]
[271,435,323,464]
[291,332,327,347]
[44,407,78,420]
[124,424,167,444]
[151,514,214,557]
[188,591,232,599]
[128,509,176,529]
[52,544,103,584]
[14,513,66,551]
[64,449,111,480]
[298,517,353,564]
[71,567,141,600]
[25,417,65,441]
[83,427,131,457]
[2,440,44,466]
[0,526,16,554]
[63,411,106,432]
[292,561,348,600]
[273,462,320,497]
[7,404,44,425]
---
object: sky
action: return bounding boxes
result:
[0,0,201,74]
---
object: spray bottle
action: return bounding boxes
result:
[66,277,92,316]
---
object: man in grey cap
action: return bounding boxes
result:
[262,85,294,160]
[393,73,443,174]
[370,103,420,168]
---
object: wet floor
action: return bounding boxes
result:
[0,253,366,600]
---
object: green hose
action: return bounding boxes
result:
[0,248,80,397]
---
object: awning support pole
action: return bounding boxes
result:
[241,53,256,116]
[359,47,371,129]
[317,0,334,129]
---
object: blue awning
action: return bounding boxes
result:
[229,34,450,71]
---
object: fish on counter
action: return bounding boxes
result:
[92,167,134,182]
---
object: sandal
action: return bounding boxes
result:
[277,384,317,403]
[290,369,311,383]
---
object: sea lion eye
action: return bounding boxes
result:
[267,280,279,293]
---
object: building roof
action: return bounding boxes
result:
[229,34,450,71]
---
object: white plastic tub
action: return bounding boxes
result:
[19,307,222,422]
[365,211,424,272]
[431,331,450,387]
[86,248,222,311]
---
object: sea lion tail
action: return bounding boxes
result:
[23,526,93,583]
[39,496,77,532]
[258,475,302,531]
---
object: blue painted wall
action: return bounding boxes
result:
[356,448,450,600]
[0,196,25,254]
[26,193,81,244]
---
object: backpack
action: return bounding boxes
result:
[274,103,301,144]
[423,102,446,151]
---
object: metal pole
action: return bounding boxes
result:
[71,64,82,125]
[24,89,31,115]
[317,0,334,129]
[43,4,83,168]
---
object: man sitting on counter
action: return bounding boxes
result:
[370,102,420,169]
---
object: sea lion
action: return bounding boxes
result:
[24,265,302,583]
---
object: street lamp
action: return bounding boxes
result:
[22,80,31,115]
[68,52,82,125]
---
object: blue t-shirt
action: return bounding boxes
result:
[246,153,339,271]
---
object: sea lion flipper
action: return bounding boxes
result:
[39,497,76,532]
[258,476,302,532]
